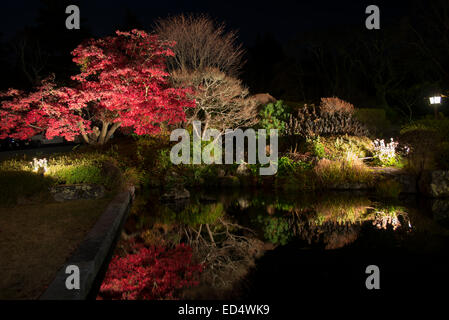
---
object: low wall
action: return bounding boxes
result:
[40,186,134,300]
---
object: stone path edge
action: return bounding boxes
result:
[39,186,135,300]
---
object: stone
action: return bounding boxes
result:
[236,163,251,176]
[50,184,105,202]
[237,198,250,209]
[419,170,449,198]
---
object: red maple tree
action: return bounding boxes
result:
[0,30,195,144]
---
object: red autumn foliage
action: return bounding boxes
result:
[98,243,203,300]
[0,30,195,144]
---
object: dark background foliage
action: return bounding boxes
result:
[0,0,446,123]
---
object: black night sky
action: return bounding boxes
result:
[0,0,413,42]
[0,0,445,121]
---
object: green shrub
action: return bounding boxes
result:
[307,136,326,158]
[375,179,402,199]
[258,100,291,135]
[277,156,311,176]
[316,135,373,161]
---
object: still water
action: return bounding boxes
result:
[120,188,449,298]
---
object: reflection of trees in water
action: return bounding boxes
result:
[251,195,412,249]
[128,195,265,299]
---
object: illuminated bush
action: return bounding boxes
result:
[258,100,291,135]
[319,97,354,115]
[287,102,368,137]
[98,243,203,300]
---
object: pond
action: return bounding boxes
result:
[105,187,449,299]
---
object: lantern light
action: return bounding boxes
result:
[429,96,442,105]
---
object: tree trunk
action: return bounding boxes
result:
[98,121,110,145]
[104,122,121,144]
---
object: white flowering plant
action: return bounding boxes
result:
[30,158,48,174]
[372,138,403,167]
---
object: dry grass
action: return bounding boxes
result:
[0,198,111,299]
[313,158,374,187]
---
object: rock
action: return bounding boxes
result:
[217,169,226,177]
[431,199,449,220]
[236,163,251,176]
[160,186,190,201]
[419,170,449,198]
[50,184,105,202]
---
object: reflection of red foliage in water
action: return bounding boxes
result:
[98,243,203,300]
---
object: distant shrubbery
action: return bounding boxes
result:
[286,98,368,137]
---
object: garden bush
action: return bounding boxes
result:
[304,135,373,161]
[319,97,354,115]
[307,136,326,159]
[258,100,291,135]
[276,156,311,176]
[286,101,368,137]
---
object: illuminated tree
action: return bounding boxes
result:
[0,30,195,145]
